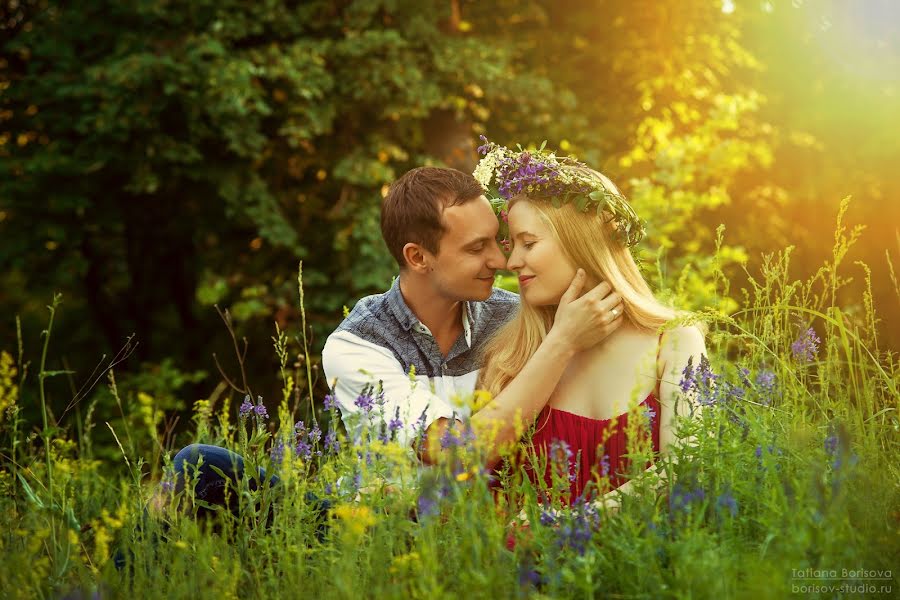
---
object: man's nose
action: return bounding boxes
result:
[486,243,508,270]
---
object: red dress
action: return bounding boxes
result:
[525,392,661,503]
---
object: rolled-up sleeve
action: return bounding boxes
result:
[322,331,458,448]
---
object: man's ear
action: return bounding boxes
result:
[402,242,432,273]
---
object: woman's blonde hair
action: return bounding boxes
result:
[477,170,675,397]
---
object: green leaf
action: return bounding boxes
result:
[16,474,45,509]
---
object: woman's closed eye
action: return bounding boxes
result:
[522,241,536,249]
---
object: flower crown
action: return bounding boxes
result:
[473,136,645,247]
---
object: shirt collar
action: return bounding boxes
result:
[386,276,418,331]
[387,276,475,346]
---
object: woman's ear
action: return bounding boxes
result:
[402,242,432,274]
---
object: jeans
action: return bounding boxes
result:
[172,443,280,519]
[113,444,331,571]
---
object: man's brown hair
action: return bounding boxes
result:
[381,167,485,269]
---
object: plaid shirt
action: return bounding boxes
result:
[322,277,518,446]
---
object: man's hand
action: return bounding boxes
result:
[549,268,624,352]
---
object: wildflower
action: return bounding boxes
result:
[680,358,694,393]
[599,453,611,478]
[669,482,706,514]
[324,429,340,454]
[755,370,776,392]
[416,477,451,519]
[270,439,287,465]
[295,438,312,461]
[679,354,721,405]
[160,475,175,494]
[539,508,558,527]
[824,430,839,456]
[754,369,777,405]
[440,420,474,449]
[518,563,542,587]
[549,439,575,482]
[254,400,269,420]
[738,367,751,387]
[388,407,403,438]
[333,504,376,538]
[0,351,19,420]
[643,405,657,428]
[323,393,337,411]
[412,408,429,446]
[716,490,738,517]
[354,387,375,413]
[553,500,599,555]
[416,493,439,519]
[308,424,322,445]
[499,209,509,223]
[239,395,254,418]
[791,326,820,363]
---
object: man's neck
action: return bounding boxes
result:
[398,273,463,347]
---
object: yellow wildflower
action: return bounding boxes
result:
[333,504,377,539]
[0,351,18,419]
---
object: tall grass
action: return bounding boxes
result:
[0,215,897,599]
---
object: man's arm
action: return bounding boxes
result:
[321,332,457,448]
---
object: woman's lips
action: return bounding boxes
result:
[518,276,535,287]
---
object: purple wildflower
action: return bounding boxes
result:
[518,564,542,587]
[416,494,439,519]
[416,476,451,520]
[553,500,600,555]
[539,509,558,527]
[824,431,839,456]
[549,439,575,482]
[388,407,403,437]
[643,405,657,428]
[324,429,340,454]
[679,354,721,405]
[354,387,375,413]
[160,472,176,494]
[254,401,269,420]
[323,393,337,411]
[669,483,706,514]
[476,135,492,156]
[270,439,286,465]
[756,370,776,390]
[679,357,695,392]
[599,454,611,478]
[791,326,821,363]
[308,424,322,445]
[440,420,475,449]
[716,491,738,517]
[239,395,254,418]
[295,438,312,461]
[413,408,429,446]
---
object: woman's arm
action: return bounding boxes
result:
[422,270,625,467]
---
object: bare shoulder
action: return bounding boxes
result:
[659,325,706,361]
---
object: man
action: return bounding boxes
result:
[322,166,623,465]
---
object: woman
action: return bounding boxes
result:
[473,138,706,506]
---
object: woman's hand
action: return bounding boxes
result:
[550,269,625,353]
